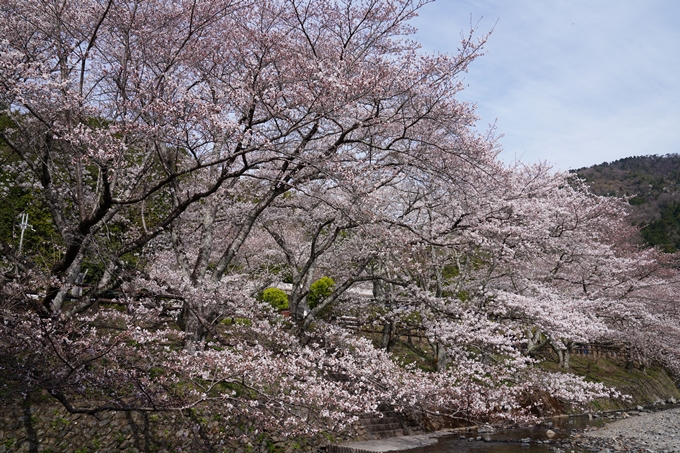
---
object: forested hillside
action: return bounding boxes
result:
[573,154,680,252]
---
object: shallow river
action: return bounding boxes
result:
[403,414,606,453]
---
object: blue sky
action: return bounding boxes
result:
[410,0,680,171]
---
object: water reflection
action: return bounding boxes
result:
[404,442,552,453]
[402,414,605,453]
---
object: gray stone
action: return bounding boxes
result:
[477,424,495,433]
[340,434,440,451]
[98,418,112,427]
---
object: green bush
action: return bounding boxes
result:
[261,287,289,310]
[221,317,253,326]
[308,276,335,309]
[629,196,646,206]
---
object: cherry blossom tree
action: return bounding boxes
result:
[0,0,506,435]
[2,0,679,445]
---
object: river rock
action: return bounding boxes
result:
[576,406,680,453]
[477,424,495,433]
[546,429,556,438]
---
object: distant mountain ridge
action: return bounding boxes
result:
[572,154,680,252]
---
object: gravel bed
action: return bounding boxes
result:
[568,407,680,453]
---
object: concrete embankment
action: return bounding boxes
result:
[333,429,464,452]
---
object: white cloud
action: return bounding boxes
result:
[410,0,680,170]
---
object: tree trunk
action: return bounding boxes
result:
[551,340,572,369]
[526,328,548,356]
[211,187,286,282]
[191,199,219,282]
[428,339,448,372]
[43,248,87,314]
[381,320,393,350]
[179,301,207,354]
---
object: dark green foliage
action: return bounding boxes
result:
[441,264,459,280]
[641,202,680,253]
[0,160,63,270]
[261,287,289,310]
[573,153,680,251]
[307,276,334,309]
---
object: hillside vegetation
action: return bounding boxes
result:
[540,355,680,413]
[381,332,680,416]
[573,154,680,252]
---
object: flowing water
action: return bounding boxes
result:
[403,414,607,453]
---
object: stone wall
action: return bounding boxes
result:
[0,397,158,453]
[0,394,335,453]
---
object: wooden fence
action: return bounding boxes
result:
[572,342,625,359]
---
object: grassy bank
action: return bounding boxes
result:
[541,355,680,413]
[382,332,680,415]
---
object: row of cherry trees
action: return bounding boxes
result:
[1,0,679,446]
